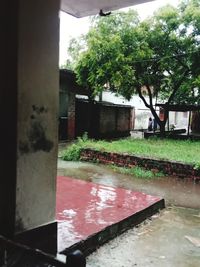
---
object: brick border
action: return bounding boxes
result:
[80,148,200,182]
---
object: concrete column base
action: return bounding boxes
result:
[15,222,57,254]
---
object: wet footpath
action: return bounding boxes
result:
[57,159,200,267]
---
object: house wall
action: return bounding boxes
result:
[135,109,153,130]
[59,74,78,140]
[191,111,200,133]
[99,106,116,134]
[102,91,191,131]
[59,85,68,117]
[76,99,132,139]
[99,104,133,138]
[102,91,157,130]
[75,100,98,138]
[68,91,76,139]
[168,111,189,130]
[117,107,131,132]
[59,90,68,140]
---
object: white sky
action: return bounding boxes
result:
[59,0,180,65]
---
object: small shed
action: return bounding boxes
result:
[75,99,134,139]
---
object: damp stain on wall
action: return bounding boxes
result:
[15,215,25,233]
[19,105,54,154]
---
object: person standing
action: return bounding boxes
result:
[148,117,153,131]
[153,118,158,131]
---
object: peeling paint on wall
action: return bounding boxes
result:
[32,105,48,114]
[19,105,54,154]
[28,120,53,152]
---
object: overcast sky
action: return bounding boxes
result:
[59,0,180,65]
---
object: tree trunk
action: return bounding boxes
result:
[157,105,169,138]
[137,90,169,138]
[159,122,166,138]
[149,106,167,138]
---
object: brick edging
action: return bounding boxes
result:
[80,148,200,181]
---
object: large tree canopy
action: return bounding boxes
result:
[67,0,200,135]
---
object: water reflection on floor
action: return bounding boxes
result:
[57,159,200,209]
[57,159,200,266]
[56,176,162,252]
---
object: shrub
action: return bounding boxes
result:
[77,132,88,143]
[194,162,200,170]
[61,144,82,161]
[61,132,89,161]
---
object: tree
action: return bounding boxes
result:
[62,36,87,70]
[71,1,200,136]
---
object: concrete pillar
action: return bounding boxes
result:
[0,0,60,253]
[130,108,135,130]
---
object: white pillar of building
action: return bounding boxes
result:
[0,0,60,253]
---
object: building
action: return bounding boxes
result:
[0,0,156,261]
[59,69,88,140]
[59,69,134,140]
[75,98,133,139]
[102,91,193,132]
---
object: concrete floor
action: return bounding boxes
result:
[87,207,200,267]
[56,176,162,252]
[57,159,200,267]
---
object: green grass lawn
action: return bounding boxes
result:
[78,137,200,165]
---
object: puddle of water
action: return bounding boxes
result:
[57,159,200,209]
[57,159,200,266]
[56,176,161,252]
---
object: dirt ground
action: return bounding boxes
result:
[57,157,200,267]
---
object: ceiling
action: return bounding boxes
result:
[61,0,153,18]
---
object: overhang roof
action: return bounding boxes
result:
[76,98,133,109]
[61,0,153,18]
[156,104,200,112]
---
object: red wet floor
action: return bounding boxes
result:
[56,176,162,252]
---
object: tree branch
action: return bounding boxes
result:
[136,86,150,108]
[174,53,190,71]
[167,69,190,104]
[137,84,161,127]
[146,84,153,107]
[173,40,190,71]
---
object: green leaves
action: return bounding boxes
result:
[69,0,200,115]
